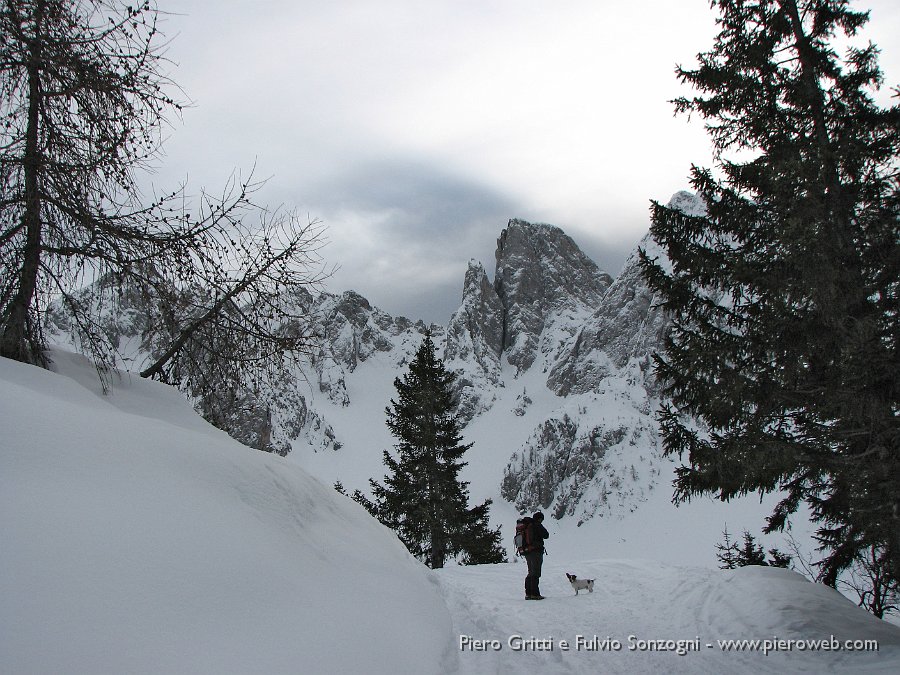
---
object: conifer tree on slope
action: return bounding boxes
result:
[640,0,899,593]
[367,332,505,568]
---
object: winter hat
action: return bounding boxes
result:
[532,511,544,521]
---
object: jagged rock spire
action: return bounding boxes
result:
[493,219,612,372]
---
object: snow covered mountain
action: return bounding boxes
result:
[294,208,677,527]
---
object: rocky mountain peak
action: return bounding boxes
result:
[445,260,504,361]
[666,190,707,218]
[493,219,613,372]
[545,191,706,397]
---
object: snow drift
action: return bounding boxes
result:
[0,352,452,674]
[439,558,900,674]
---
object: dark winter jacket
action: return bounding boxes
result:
[530,520,549,553]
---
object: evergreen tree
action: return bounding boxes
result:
[717,526,793,568]
[738,531,769,566]
[716,525,740,569]
[768,547,793,569]
[368,332,505,568]
[640,0,899,593]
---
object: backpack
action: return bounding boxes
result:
[514,517,534,555]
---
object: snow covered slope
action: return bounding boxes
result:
[3,354,899,674]
[0,353,452,674]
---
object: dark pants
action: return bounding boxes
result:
[524,551,543,597]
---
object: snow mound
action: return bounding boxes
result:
[0,354,452,674]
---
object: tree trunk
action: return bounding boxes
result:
[1,4,44,364]
[430,523,445,569]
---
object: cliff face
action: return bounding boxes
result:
[545,231,668,397]
[442,219,614,421]
[546,192,705,398]
[309,290,429,408]
[435,212,679,524]
[493,195,703,521]
[500,361,662,524]
[443,260,504,423]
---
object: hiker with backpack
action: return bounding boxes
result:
[515,511,549,600]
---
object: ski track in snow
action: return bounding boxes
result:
[434,559,900,674]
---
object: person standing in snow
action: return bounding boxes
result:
[524,511,549,600]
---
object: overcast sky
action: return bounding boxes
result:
[151,1,900,324]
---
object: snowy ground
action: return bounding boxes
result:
[3,352,899,674]
[436,560,900,674]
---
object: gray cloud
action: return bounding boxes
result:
[305,160,518,323]
[315,160,515,233]
[303,159,654,325]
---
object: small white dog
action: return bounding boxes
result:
[566,572,595,595]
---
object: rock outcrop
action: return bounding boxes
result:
[547,192,705,397]
[443,260,505,422]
